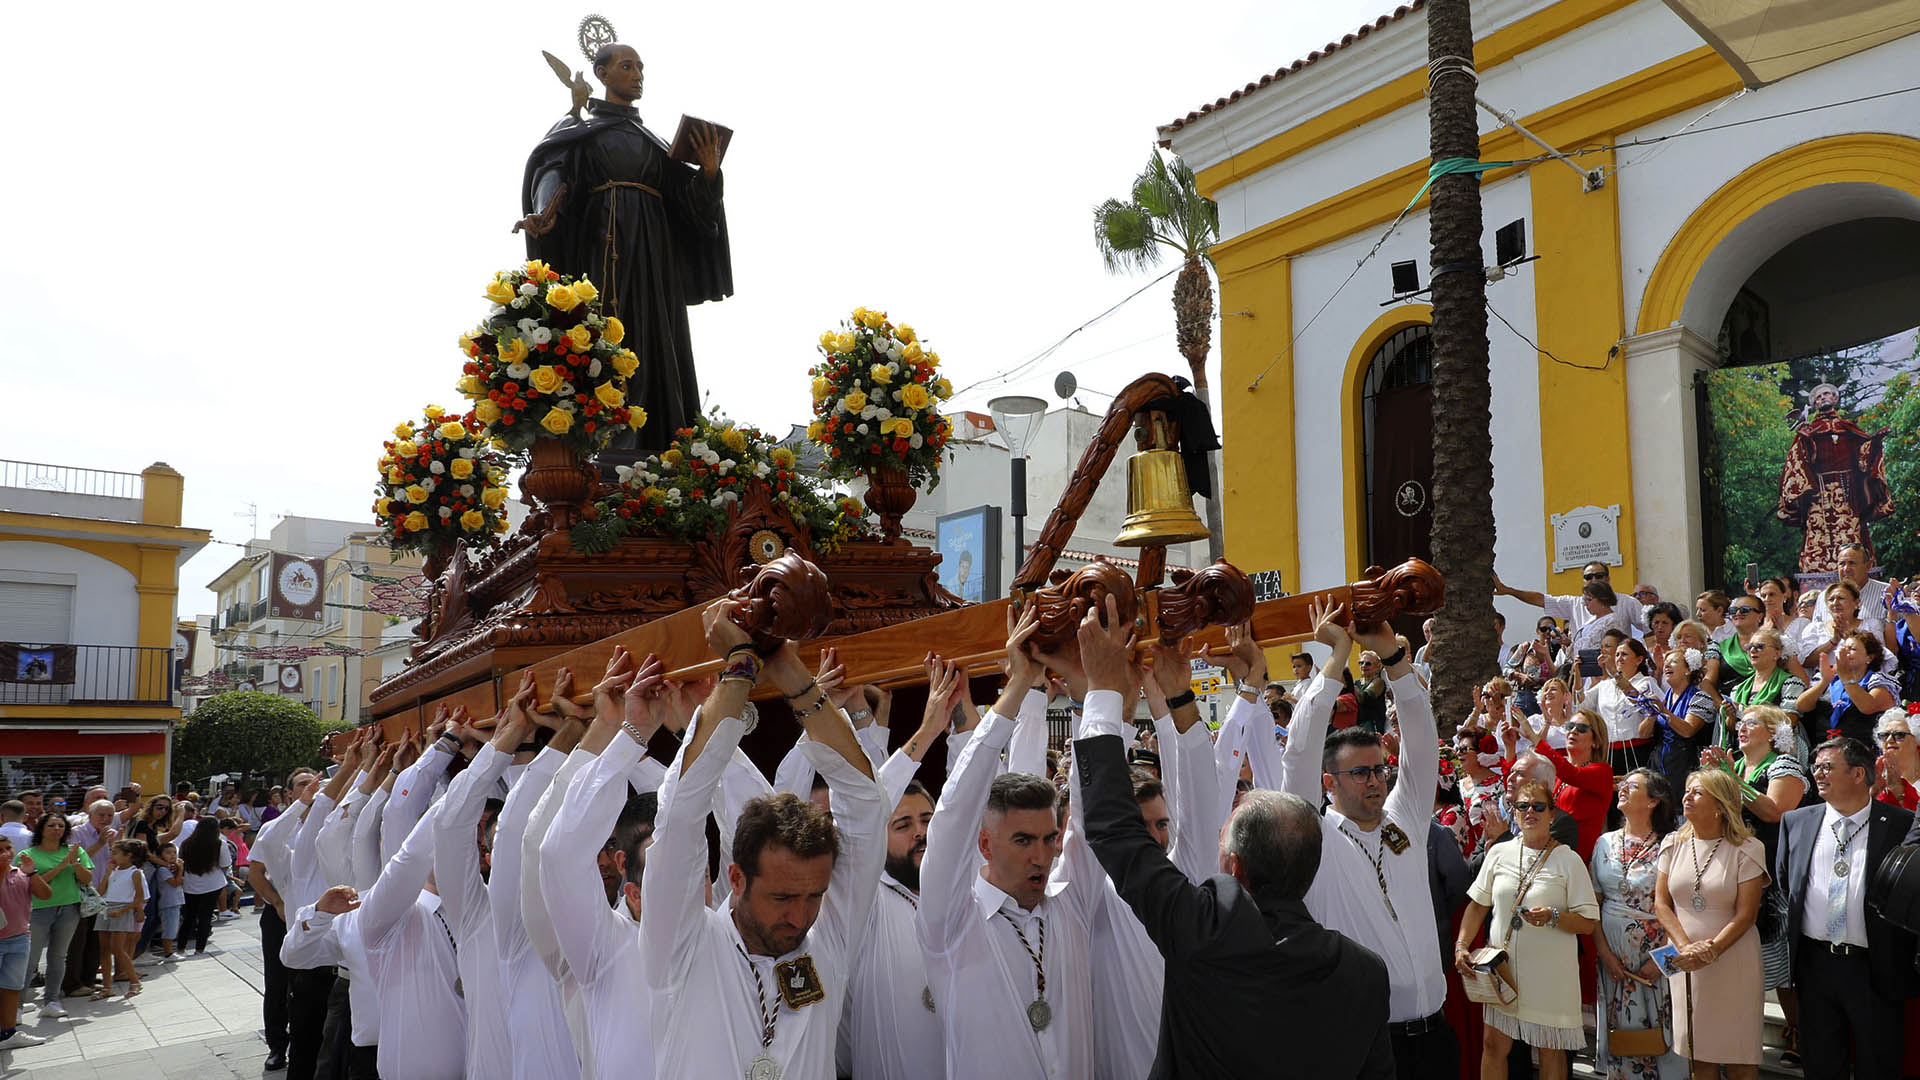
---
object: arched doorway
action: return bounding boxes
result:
[1361,323,1435,577]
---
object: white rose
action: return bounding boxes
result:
[518,282,538,297]
[460,484,475,496]
[753,461,770,478]
[690,441,710,457]
[588,358,602,377]
[438,506,454,518]
[710,494,727,509]
[857,423,869,434]
[516,318,540,335]
[530,327,553,345]
[510,297,528,309]
[429,461,446,474]
[421,477,437,491]
[557,401,576,413]
[615,465,634,482]
[489,304,506,316]
[910,434,924,449]
[458,448,475,458]
[507,362,532,379]
[559,382,575,397]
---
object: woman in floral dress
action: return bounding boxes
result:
[1591,768,1689,1080]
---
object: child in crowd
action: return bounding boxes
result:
[155,842,186,959]
[95,839,147,999]
[220,818,249,918]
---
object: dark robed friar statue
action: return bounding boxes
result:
[517,35,732,457]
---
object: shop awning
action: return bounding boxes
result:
[1663,0,1920,85]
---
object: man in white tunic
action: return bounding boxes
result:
[1280,599,1452,1080]
[642,600,886,1080]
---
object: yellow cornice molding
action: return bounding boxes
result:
[1211,47,1741,277]
[1193,0,1645,196]
[0,513,210,547]
[1635,132,1920,335]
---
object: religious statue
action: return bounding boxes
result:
[1775,381,1892,573]
[517,16,733,459]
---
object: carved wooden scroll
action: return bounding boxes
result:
[1025,558,1140,653]
[727,550,835,652]
[1152,559,1256,645]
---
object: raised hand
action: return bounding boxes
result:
[315,884,361,916]
[1076,593,1136,695]
[702,598,754,659]
[426,704,452,744]
[621,652,668,740]
[546,667,588,726]
[491,701,533,755]
[1310,597,1352,654]
[1222,620,1266,687]
[815,647,856,706]
[591,647,638,723]
[1003,604,1044,691]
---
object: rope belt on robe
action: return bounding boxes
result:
[590,180,663,319]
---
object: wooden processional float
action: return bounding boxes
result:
[361,372,1443,745]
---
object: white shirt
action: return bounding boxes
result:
[1545,594,1637,655]
[1281,670,1446,1023]
[433,744,516,1080]
[1581,674,1656,747]
[0,822,30,852]
[539,733,668,1080]
[497,748,590,1079]
[841,746,946,1080]
[183,839,232,894]
[315,786,367,891]
[643,710,886,1080]
[1802,802,1872,947]
[1814,578,1888,623]
[919,693,1097,1080]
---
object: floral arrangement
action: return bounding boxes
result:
[806,307,953,488]
[372,406,512,553]
[453,261,646,455]
[570,412,871,554]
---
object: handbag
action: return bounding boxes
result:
[1755,879,1787,943]
[77,883,108,919]
[1605,981,1669,1058]
[1461,945,1518,1007]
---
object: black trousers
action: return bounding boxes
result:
[1797,942,1905,1080]
[1390,1015,1462,1080]
[260,905,291,1055]
[183,889,221,952]
[315,974,377,1079]
[287,964,338,1080]
[63,912,98,992]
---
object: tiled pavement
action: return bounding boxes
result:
[3,914,274,1079]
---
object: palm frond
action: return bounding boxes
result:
[1094,149,1220,274]
[1093,198,1164,274]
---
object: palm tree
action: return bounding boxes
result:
[1424,0,1500,732]
[1093,151,1225,561]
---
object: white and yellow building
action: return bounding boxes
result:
[1164,0,1920,631]
[0,461,209,794]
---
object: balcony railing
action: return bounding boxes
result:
[0,644,176,706]
[251,599,268,621]
[0,460,144,499]
[225,602,248,628]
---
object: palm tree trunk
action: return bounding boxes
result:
[1174,254,1227,563]
[1425,0,1498,733]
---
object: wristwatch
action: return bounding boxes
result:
[1547,907,1562,929]
[1236,681,1263,697]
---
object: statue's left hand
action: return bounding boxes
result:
[692,123,722,177]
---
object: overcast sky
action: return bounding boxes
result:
[2,1,1400,615]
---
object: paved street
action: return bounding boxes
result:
[3,913,273,1079]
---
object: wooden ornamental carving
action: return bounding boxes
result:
[1348,559,1445,628]
[1024,558,1139,653]
[1153,559,1256,644]
[727,551,835,651]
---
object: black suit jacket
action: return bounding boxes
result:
[1775,798,1919,997]
[1075,733,1395,1079]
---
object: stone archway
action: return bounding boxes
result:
[1621,133,1920,594]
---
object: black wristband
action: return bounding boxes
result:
[726,642,759,659]
[1379,645,1408,667]
[1165,689,1197,710]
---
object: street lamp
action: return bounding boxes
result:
[988,395,1048,577]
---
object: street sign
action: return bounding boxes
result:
[1249,569,1287,603]
[1190,675,1223,696]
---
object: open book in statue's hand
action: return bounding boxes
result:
[670,116,733,167]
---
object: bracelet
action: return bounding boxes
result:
[782,680,821,702]
[1379,645,1408,667]
[725,642,759,659]
[722,654,763,683]
[1236,681,1263,696]
[618,719,648,746]
[791,694,833,722]
[1067,696,1084,712]
[846,707,873,724]
[1165,689,1197,710]
[1547,907,1561,930]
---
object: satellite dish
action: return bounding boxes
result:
[1053,371,1078,399]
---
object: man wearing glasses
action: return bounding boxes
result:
[1281,599,1453,1080]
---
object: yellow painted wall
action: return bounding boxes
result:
[1215,253,1298,591]
[128,752,168,795]
[1529,153,1637,595]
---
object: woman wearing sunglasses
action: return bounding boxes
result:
[1873,709,1919,812]
[1590,768,1686,1080]
[1583,636,1659,777]
[1646,650,1716,804]
[1516,708,1614,862]
[1702,706,1808,1061]
[1701,596,1768,699]
[1652,770,1766,1079]
[1719,629,1808,758]
[1796,630,1898,746]
[1455,769,1600,1079]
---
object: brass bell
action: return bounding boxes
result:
[1115,448,1210,547]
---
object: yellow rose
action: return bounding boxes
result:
[545,283,581,312]
[438,422,467,441]
[423,405,444,421]
[404,484,429,503]
[394,440,418,458]
[481,487,507,509]
[539,408,573,435]
[611,350,639,377]
[404,511,429,532]
[499,338,529,365]
[927,351,941,368]
[450,458,475,479]
[806,420,827,442]
[458,333,475,355]
[374,497,393,516]
[843,389,869,413]
[819,331,838,352]
[812,375,831,402]
[771,447,796,468]
[566,324,593,352]
[857,308,886,329]
[393,423,413,439]
[899,383,931,410]
[493,518,509,533]
[833,332,856,354]
[932,377,953,400]
[602,316,624,346]
[627,407,647,429]
[902,341,924,364]
[484,277,515,305]
[897,324,916,344]
[882,417,914,437]
[642,485,666,502]
[474,400,501,423]
[528,366,563,395]
[456,375,481,396]
[721,427,749,453]
[460,509,487,532]
[572,278,598,303]
[386,467,404,484]
[525,260,551,279]
[594,382,624,409]
[869,364,893,385]
[661,448,685,466]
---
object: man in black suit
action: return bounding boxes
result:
[1072,597,1394,1079]
[1776,737,1918,1080]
